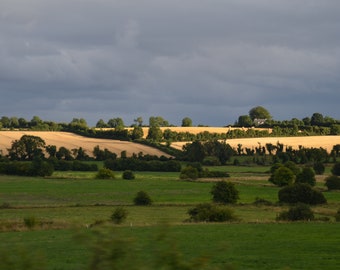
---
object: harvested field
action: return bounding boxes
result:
[170,135,340,152]
[0,131,171,157]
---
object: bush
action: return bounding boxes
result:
[295,167,316,186]
[211,181,239,204]
[179,166,199,180]
[24,216,37,229]
[278,183,327,205]
[325,175,340,190]
[277,203,314,221]
[95,168,115,179]
[122,170,135,180]
[187,203,237,222]
[133,191,152,206]
[313,162,325,175]
[269,166,295,186]
[111,207,128,224]
[331,162,340,176]
[202,156,221,166]
[335,209,340,222]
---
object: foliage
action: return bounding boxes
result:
[93,145,117,161]
[133,191,152,206]
[277,203,314,221]
[313,162,325,175]
[179,166,199,180]
[111,207,128,224]
[248,106,272,121]
[95,168,115,179]
[335,209,340,222]
[24,216,37,229]
[202,156,221,166]
[122,170,135,180]
[269,166,295,186]
[187,203,237,222]
[324,175,340,190]
[237,115,253,127]
[104,158,181,172]
[146,126,163,141]
[295,167,316,186]
[211,181,239,204]
[278,183,327,205]
[181,117,193,127]
[331,162,340,176]
[0,159,54,177]
[7,135,46,161]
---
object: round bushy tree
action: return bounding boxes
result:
[277,203,314,221]
[211,181,239,204]
[187,203,237,222]
[95,168,115,179]
[179,166,199,180]
[269,166,295,186]
[296,167,316,186]
[278,183,327,205]
[122,170,135,180]
[331,162,340,176]
[133,191,152,206]
[325,175,340,190]
[313,162,325,175]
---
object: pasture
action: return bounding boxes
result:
[1,166,340,269]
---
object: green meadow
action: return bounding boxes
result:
[1,166,340,269]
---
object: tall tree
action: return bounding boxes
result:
[181,117,193,127]
[249,106,272,121]
[237,115,253,127]
[7,135,46,161]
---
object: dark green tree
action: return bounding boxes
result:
[181,117,193,127]
[211,181,239,204]
[269,166,295,186]
[107,118,125,129]
[96,119,108,128]
[296,167,316,186]
[237,115,253,127]
[248,106,272,121]
[130,126,144,140]
[311,113,324,126]
[7,135,46,161]
[182,140,205,162]
[146,126,163,141]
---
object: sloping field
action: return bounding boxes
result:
[0,131,171,157]
[171,135,340,152]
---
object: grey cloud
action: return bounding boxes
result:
[1,0,340,126]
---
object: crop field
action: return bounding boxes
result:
[1,131,340,158]
[1,166,340,269]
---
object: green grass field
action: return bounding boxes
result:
[1,166,340,269]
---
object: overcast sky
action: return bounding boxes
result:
[1,0,340,126]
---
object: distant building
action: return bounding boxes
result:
[253,118,267,126]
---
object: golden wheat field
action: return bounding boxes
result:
[1,129,339,157]
[0,131,170,157]
[170,135,340,152]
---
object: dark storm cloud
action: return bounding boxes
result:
[1,0,340,126]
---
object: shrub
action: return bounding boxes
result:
[335,209,340,222]
[179,166,199,180]
[253,197,273,206]
[187,203,237,222]
[295,167,316,186]
[111,207,128,224]
[211,181,239,204]
[277,203,314,221]
[24,216,37,229]
[122,170,135,180]
[95,168,115,179]
[284,161,301,176]
[331,162,340,176]
[202,156,221,166]
[133,191,152,206]
[313,162,325,175]
[269,166,295,186]
[278,183,327,205]
[325,175,340,190]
